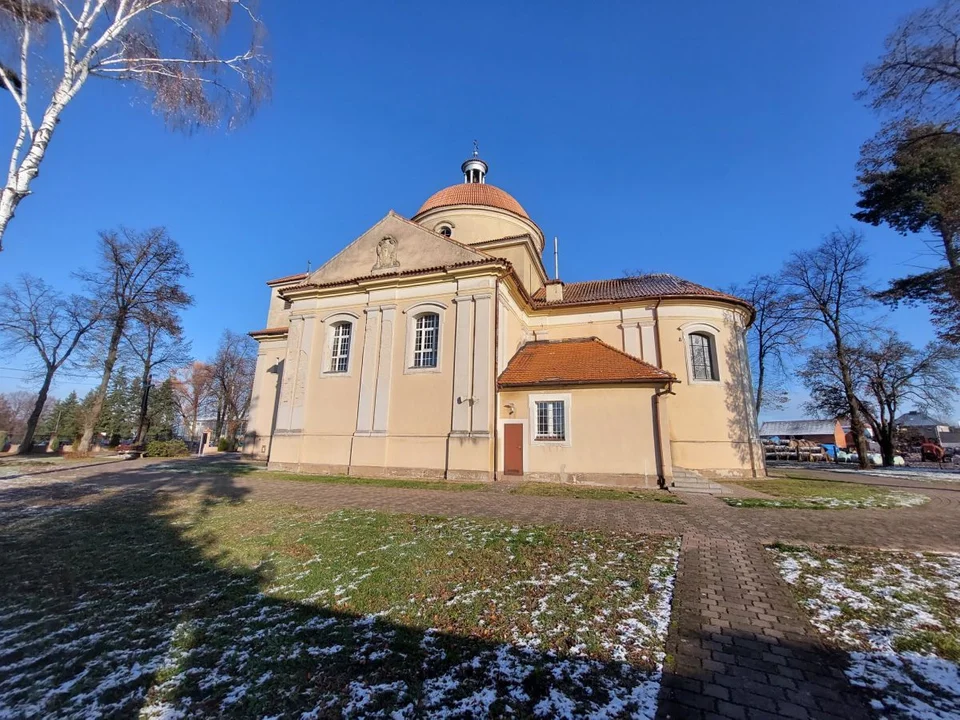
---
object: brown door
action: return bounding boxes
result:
[504,423,524,476]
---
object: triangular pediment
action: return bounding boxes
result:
[306,212,491,286]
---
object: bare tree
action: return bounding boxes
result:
[211,330,256,448]
[860,1,960,134]
[802,335,960,466]
[729,274,804,413]
[782,230,874,468]
[0,389,43,443]
[170,360,214,444]
[123,310,190,446]
[75,227,191,452]
[0,1,270,251]
[857,336,960,465]
[0,274,100,452]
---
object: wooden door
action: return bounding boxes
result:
[504,423,524,476]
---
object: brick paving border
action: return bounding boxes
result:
[656,535,872,720]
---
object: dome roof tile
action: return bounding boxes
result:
[416,183,528,219]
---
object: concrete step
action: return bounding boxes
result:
[670,469,725,495]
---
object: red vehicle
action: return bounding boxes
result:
[921,442,945,463]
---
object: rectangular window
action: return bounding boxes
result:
[535,400,566,441]
[330,323,351,373]
[414,314,439,368]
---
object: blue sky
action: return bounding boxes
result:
[0,0,948,420]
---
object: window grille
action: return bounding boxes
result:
[413,313,439,368]
[690,332,716,381]
[535,400,565,440]
[330,323,352,373]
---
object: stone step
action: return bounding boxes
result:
[670,474,725,495]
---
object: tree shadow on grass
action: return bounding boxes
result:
[0,469,665,718]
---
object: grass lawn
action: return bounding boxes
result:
[154,459,683,503]
[0,488,679,718]
[770,544,960,718]
[722,477,929,509]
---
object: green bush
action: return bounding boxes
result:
[145,439,191,458]
[217,438,238,452]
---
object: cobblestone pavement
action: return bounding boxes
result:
[4,457,959,719]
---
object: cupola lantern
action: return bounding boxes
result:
[461,140,487,184]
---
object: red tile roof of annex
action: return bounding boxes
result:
[498,337,676,388]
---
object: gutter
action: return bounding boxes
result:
[498,378,675,389]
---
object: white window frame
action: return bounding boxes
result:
[528,392,572,447]
[681,322,721,384]
[321,311,359,378]
[434,220,455,237]
[403,302,446,374]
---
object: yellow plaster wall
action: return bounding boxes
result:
[656,304,762,477]
[414,206,544,250]
[499,386,659,477]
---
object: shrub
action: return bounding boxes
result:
[145,439,191,458]
[217,437,238,452]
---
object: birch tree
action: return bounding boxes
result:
[0,0,269,251]
[0,273,101,452]
[76,226,191,452]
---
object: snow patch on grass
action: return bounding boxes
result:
[771,545,960,718]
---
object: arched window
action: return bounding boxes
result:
[413,313,439,368]
[330,322,352,373]
[437,225,452,237]
[689,332,718,381]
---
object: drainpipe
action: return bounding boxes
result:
[652,381,675,488]
[651,298,667,488]
[492,277,500,481]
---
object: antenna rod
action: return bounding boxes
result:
[553,237,559,280]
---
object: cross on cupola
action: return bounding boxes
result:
[461,140,488,184]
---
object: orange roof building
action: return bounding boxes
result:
[245,151,763,491]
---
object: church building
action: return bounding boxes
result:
[244,154,764,489]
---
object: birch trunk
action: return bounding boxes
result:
[0,79,80,250]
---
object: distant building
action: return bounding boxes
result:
[940,431,960,452]
[759,419,846,448]
[895,411,950,443]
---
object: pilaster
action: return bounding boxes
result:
[640,322,659,366]
[451,296,474,433]
[471,294,493,434]
[372,305,397,433]
[356,308,381,434]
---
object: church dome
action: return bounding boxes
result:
[416,183,529,219]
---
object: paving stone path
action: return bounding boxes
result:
[4,457,960,719]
